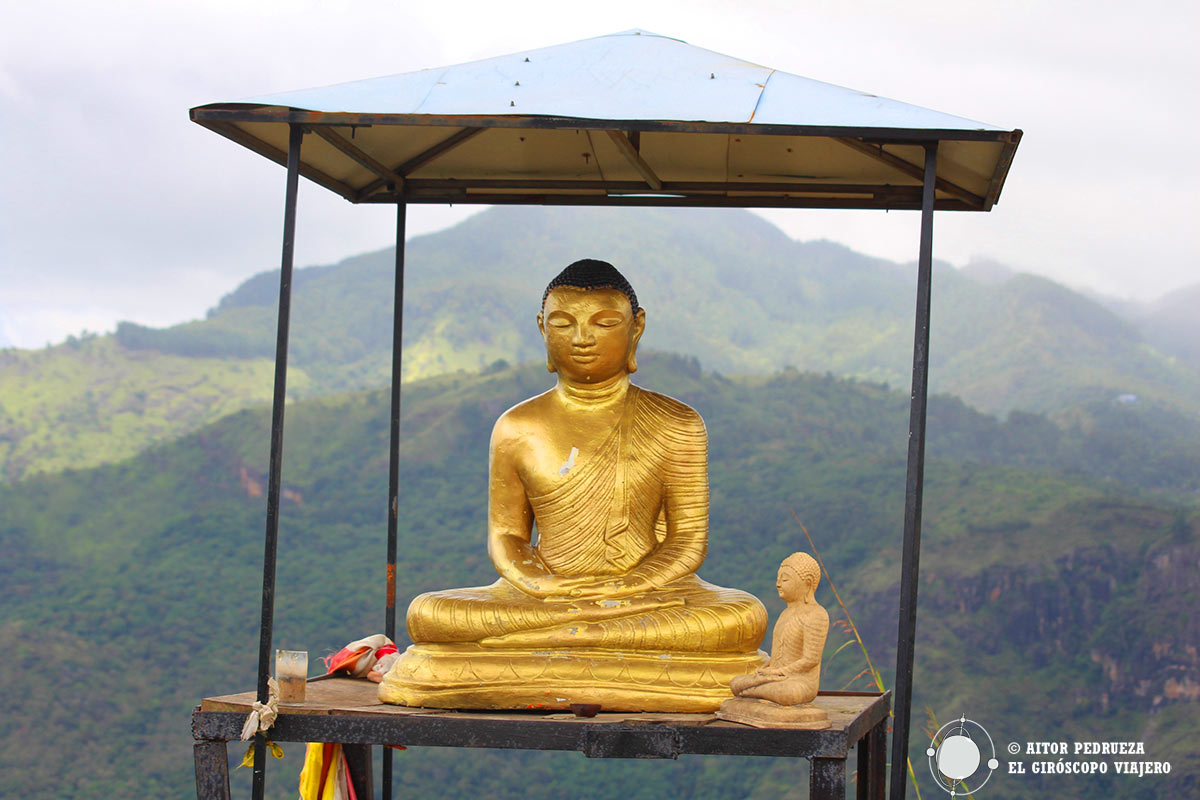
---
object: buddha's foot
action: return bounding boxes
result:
[378,643,769,712]
[716,697,831,729]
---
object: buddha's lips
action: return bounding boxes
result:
[571,354,599,363]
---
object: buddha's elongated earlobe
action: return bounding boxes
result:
[538,310,555,372]
[628,307,645,374]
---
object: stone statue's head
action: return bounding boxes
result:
[778,552,820,602]
[538,260,646,382]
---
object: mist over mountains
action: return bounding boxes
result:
[1086,283,1200,374]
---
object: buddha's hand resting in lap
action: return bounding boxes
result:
[539,573,655,601]
[547,594,686,618]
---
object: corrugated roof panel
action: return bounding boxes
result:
[193,29,1020,210]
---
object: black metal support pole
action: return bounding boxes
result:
[888,142,938,800]
[252,122,303,800]
[382,200,406,800]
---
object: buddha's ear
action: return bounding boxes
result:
[628,308,646,373]
[537,311,557,372]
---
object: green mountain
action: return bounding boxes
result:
[121,206,1200,418]
[5,207,1197,484]
[2,356,1196,798]
[0,335,302,482]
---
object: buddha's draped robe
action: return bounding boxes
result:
[406,386,766,653]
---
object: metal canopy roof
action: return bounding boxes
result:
[191,30,1021,211]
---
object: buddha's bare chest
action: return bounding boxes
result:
[516,414,657,497]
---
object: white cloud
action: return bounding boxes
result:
[2,0,1196,347]
[0,304,116,349]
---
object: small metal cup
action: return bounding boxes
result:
[275,649,308,703]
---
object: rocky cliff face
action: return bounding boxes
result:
[1114,540,1200,710]
[843,525,1199,797]
[855,521,1198,725]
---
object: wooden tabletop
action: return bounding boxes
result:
[196,680,889,759]
[204,678,878,727]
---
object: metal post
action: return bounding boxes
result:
[811,758,846,799]
[382,200,406,800]
[888,142,937,800]
[252,122,303,800]
[193,741,232,800]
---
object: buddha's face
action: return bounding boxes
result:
[539,286,645,384]
[776,567,808,603]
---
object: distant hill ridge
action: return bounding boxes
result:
[4,206,1198,483]
[118,206,1199,411]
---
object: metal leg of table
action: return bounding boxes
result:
[858,721,887,800]
[811,756,846,799]
[193,741,232,800]
[344,743,375,800]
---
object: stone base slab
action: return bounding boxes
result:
[716,696,831,729]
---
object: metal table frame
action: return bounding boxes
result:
[193,682,889,800]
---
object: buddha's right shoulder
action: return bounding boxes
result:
[491,391,553,442]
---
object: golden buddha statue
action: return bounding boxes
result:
[378,260,768,712]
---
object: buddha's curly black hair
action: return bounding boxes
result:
[541,259,639,315]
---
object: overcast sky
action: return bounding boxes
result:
[2,0,1197,348]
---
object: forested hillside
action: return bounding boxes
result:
[2,355,1196,798]
[0,336,296,482]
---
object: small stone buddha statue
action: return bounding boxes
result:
[717,552,831,729]
[378,260,768,712]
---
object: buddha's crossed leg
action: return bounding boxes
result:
[408,576,766,653]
